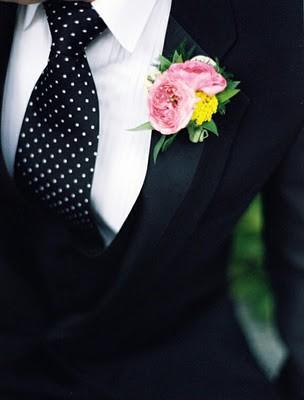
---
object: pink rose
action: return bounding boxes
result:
[148,73,197,135]
[167,60,227,96]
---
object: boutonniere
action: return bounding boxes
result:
[130,44,241,163]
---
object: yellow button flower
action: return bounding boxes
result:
[192,91,218,125]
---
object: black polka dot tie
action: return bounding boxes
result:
[14,0,107,232]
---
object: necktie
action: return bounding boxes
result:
[14,1,107,232]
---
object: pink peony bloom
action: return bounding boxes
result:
[148,72,197,135]
[167,60,227,96]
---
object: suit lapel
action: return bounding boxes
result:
[133,15,214,249]
[103,0,250,268]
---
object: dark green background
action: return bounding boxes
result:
[229,196,274,323]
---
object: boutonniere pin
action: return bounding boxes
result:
[130,44,241,163]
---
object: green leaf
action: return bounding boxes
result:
[128,121,154,132]
[202,120,219,136]
[227,80,240,90]
[217,88,240,104]
[162,133,178,152]
[218,103,226,115]
[172,50,184,64]
[176,39,187,59]
[159,55,172,72]
[153,135,166,164]
[173,40,196,62]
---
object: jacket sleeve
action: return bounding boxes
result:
[262,125,304,399]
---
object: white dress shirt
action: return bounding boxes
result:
[1,0,172,245]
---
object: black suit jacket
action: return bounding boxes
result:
[0,1,303,399]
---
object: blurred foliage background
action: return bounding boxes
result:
[228,196,274,323]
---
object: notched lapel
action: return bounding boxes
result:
[116,4,250,268]
[136,16,213,246]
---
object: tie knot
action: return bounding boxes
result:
[44,1,107,56]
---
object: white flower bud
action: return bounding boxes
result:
[191,55,217,67]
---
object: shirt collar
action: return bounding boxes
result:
[23,0,158,53]
[23,3,40,31]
